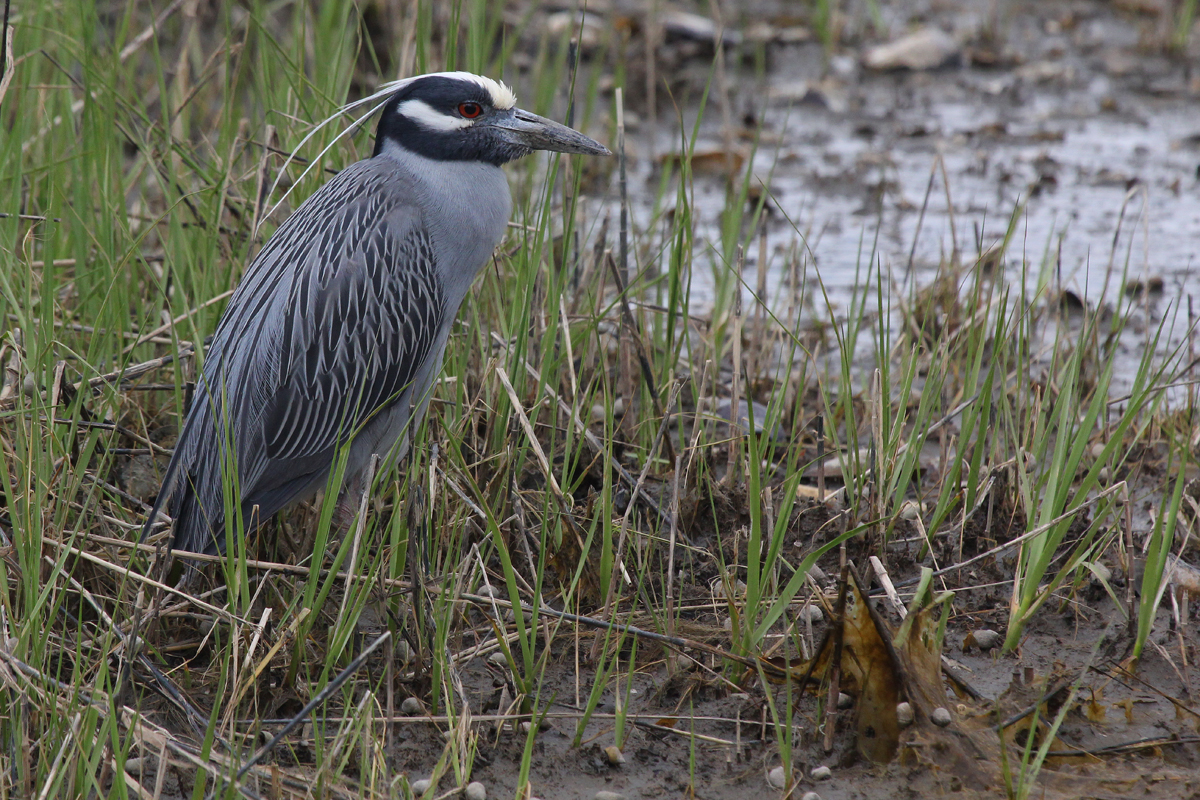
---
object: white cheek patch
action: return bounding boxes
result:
[397,98,474,131]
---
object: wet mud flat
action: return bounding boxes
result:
[613,0,1200,394]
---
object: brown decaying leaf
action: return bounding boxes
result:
[836,570,902,763]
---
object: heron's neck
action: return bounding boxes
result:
[377,143,511,305]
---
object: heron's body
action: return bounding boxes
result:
[148,72,607,556]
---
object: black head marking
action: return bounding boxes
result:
[373,75,531,166]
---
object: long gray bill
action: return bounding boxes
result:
[495,108,611,156]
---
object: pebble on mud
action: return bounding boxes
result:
[864,27,960,71]
[899,499,923,520]
[767,765,788,788]
[801,793,823,800]
[660,9,742,47]
[800,605,824,624]
[796,483,846,510]
[465,781,487,800]
[411,778,432,794]
[931,707,953,727]
[487,650,508,667]
[604,745,626,765]
[837,692,853,709]
[962,629,1002,652]
[593,792,626,800]
[713,578,747,599]
[400,697,423,716]
[896,702,915,727]
[811,765,833,781]
[543,11,604,52]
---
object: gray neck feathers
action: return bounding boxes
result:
[376,141,511,310]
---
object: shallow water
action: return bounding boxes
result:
[610,1,1200,395]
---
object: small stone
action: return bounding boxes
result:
[476,584,499,598]
[801,793,823,800]
[1099,467,1111,485]
[123,757,147,776]
[411,778,432,794]
[715,398,780,439]
[722,616,733,631]
[931,707,952,727]
[896,701,914,727]
[899,500,922,521]
[504,605,534,624]
[544,11,605,51]
[590,404,607,423]
[395,639,413,661]
[400,697,423,716]
[604,745,626,765]
[800,605,823,624]
[465,781,487,800]
[811,765,832,781]
[767,765,788,788]
[837,692,853,709]
[962,629,1002,652]
[864,27,960,71]
[520,720,534,733]
[713,578,747,599]
[660,9,742,46]
[593,792,626,800]
[487,651,508,667]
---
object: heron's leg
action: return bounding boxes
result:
[330,468,369,532]
[331,492,362,532]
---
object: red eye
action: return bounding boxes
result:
[458,102,483,119]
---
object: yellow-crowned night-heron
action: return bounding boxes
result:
[146,72,609,556]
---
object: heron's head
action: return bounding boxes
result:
[372,72,610,165]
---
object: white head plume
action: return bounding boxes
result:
[259,72,517,233]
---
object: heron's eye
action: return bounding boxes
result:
[458,102,483,119]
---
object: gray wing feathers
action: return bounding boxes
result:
[261,214,443,461]
[160,161,447,555]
